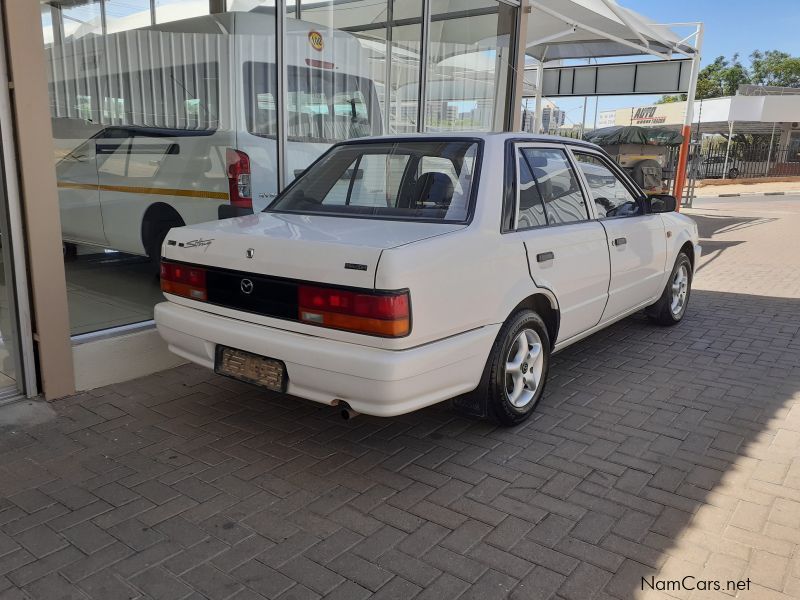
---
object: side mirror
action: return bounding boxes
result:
[648,194,677,213]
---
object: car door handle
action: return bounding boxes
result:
[613,237,627,247]
[536,251,554,262]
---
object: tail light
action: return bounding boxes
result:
[226,148,252,209]
[161,261,207,301]
[298,285,410,337]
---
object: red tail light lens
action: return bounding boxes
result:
[298,285,410,337]
[226,148,252,209]
[161,261,208,301]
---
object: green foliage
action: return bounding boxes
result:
[750,50,800,87]
[655,94,686,104]
[695,50,800,99]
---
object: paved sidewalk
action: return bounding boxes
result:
[695,180,800,197]
[0,196,798,600]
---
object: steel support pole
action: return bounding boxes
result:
[276,0,287,190]
[509,0,530,131]
[533,59,545,133]
[765,121,777,176]
[673,22,703,207]
[416,0,431,133]
[722,121,734,179]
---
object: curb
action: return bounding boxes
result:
[695,190,800,198]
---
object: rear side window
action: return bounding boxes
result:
[518,148,588,225]
[268,140,479,222]
[515,150,547,228]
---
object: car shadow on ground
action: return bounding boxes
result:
[689,213,776,274]
[0,289,797,599]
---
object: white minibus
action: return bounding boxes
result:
[48,11,381,268]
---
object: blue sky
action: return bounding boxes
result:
[554,0,800,127]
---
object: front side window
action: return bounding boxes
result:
[269,140,478,222]
[519,148,588,225]
[573,152,641,218]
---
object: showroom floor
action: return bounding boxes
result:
[64,251,162,335]
[0,195,798,599]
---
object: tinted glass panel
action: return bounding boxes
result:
[270,141,478,222]
[520,148,588,225]
[573,153,641,218]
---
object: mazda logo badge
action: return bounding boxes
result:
[240,279,254,294]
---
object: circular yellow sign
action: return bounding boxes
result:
[308,31,324,52]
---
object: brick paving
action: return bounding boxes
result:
[0,195,799,600]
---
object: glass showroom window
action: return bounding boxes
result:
[41,0,275,335]
[426,0,516,132]
[106,0,153,34]
[283,0,390,180]
[155,0,210,25]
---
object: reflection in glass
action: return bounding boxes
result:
[426,0,515,132]
[59,0,103,42]
[284,0,390,179]
[42,3,276,335]
[155,0,210,24]
[106,0,153,34]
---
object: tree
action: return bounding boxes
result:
[696,54,750,100]
[655,94,686,104]
[750,50,800,88]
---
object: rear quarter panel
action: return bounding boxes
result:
[376,229,544,347]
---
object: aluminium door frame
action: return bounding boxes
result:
[0,16,38,398]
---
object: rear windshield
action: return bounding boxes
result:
[267,140,480,222]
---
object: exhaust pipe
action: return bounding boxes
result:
[340,405,360,420]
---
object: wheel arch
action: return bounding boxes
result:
[509,292,560,347]
[680,240,695,270]
[141,202,185,255]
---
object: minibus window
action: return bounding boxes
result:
[244,62,379,142]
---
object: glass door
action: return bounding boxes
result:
[0,19,36,401]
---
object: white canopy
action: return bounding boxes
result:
[526,0,697,62]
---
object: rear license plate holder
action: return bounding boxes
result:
[214,346,287,392]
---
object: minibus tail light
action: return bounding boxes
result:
[298,285,410,337]
[305,58,335,69]
[226,148,252,209]
[161,261,208,301]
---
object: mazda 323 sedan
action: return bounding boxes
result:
[155,133,701,425]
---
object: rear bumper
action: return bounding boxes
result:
[155,301,499,417]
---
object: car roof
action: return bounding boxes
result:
[343,131,603,152]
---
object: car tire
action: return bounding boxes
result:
[646,252,692,326]
[486,310,550,427]
[728,167,740,179]
[145,221,176,277]
[63,242,78,261]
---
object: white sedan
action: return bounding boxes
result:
[155,133,700,425]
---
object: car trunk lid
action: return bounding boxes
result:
[162,211,465,289]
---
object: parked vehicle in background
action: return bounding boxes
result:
[48,12,380,267]
[583,126,684,194]
[695,155,740,179]
[155,133,701,425]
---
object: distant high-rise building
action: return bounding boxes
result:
[519,100,565,134]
